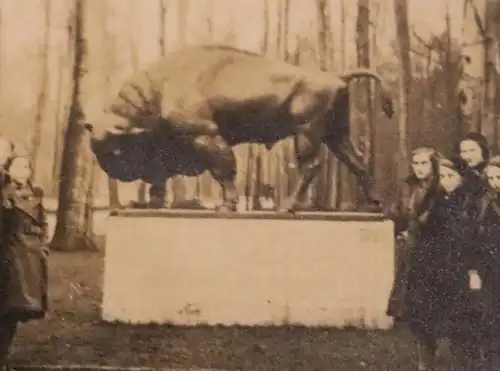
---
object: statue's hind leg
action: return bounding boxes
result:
[278,132,322,213]
[193,134,239,212]
[325,135,381,212]
[148,181,166,209]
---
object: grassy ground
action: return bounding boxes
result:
[10,251,455,371]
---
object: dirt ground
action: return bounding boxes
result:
[10,251,457,371]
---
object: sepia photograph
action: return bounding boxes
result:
[0,0,499,370]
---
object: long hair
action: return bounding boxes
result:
[406,147,441,217]
[406,147,440,185]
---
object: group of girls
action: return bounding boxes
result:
[0,138,48,370]
[387,132,500,370]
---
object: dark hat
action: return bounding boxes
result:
[460,132,490,161]
[439,156,469,177]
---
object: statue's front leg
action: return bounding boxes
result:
[279,133,322,213]
[148,181,166,209]
[193,134,239,212]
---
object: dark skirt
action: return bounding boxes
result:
[403,234,480,343]
[0,241,48,322]
[386,237,409,319]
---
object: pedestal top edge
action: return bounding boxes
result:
[106,209,389,222]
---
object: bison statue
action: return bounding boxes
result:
[84,45,394,212]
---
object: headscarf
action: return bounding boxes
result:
[456,132,490,170]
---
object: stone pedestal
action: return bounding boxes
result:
[102,210,394,329]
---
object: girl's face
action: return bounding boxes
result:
[412,152,432,180]
[9,157,32,184]
[439,165,462,194]
[460,140,484,167]
[486,165,500,191]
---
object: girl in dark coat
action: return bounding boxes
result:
[474,155,500,368]
[457,132,490,199]
[404,156,480,371]
[386,147,441,371]
[386,147,441,320]
[0,155,48,369]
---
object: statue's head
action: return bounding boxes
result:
[83,113,148,182]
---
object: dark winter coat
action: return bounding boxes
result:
[0,181,48,321]
[475,190,500,339]
[464,162,489,202]
[404,184,480,342]
[386,177,437,319]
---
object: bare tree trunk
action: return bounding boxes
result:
[51,0,97,252]
[494,1,500,150]
[314,0,336,211]
[125,0,147,205]
[52,11,75,197]
[459,0,487,132]
[282,0,290,61]
[261,0,270,55]
[103,1,120,209]
[444,3,460,141]
[370,0,381,178]
[481,0,497,143]
[31,0,51,183]
[51,50,66,196]
[244,143,254,210]
[355,0,372,206]
[276,0,283,59]
[251,0,271,210]
[0,1,3,96]
[170,0,189,205]
[159,0,167,55]
[394,0,412,189]
[271,0,285,208]
[149,0,169,207]
[337,0,349,210]
[277,0,293,207]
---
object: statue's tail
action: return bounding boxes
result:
[339,68,394,119]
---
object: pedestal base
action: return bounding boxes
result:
[102,210,394,329]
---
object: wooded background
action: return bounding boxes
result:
[2,0,500,249]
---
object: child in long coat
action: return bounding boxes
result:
[457,132,490,199]
[404,156,482,370]
[386,147,441,370]
[473,155,500,368]
[386,147,441,320]
[0,154,48,369]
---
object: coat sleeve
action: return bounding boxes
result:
[387,183,410,235]
[40,204,48,244]
[32,185,48,244]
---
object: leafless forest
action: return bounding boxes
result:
[2,0,499,250]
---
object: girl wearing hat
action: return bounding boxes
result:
[457,132,490,198]
[0,154,48,370]
[403,156,481,370]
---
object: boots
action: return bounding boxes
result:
[450,340,485,371]
[417,338,437,371]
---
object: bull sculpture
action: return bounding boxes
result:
[84,45,394,212]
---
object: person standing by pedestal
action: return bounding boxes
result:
[0,153,48,370]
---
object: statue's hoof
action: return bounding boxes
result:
[359,202,382,213]
[149,202,164,209]
[217,204,236,213]
[276,206,296,214]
